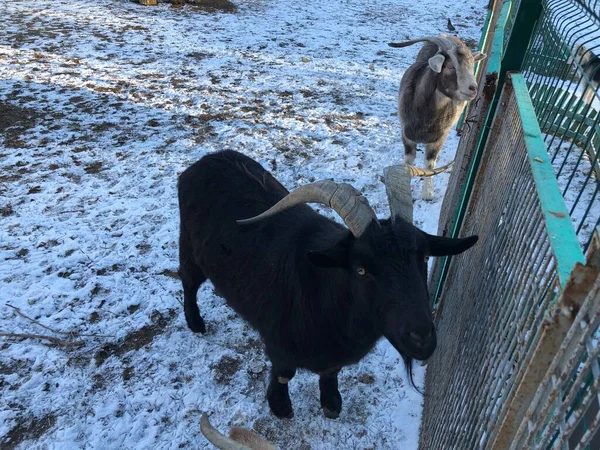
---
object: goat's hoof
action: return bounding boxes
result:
[422,192,435,202]
[320,391,342,419]
[186,316,206,334]
[267,385,294,419]
[322,406,340,419]
[269,401,294,419]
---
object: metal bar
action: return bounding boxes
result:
[511,74,586,284]
[536,336,600,448]
[456,0,497,132]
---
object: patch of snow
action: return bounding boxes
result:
[546,133,600,248]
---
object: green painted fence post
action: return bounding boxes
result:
[499,0,543,87]
[433,0,544,304]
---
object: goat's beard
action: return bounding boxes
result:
[401,353,422,394]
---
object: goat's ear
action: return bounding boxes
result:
[428,54,445,73]
[425,233,478,256]
[306,234,351,268]
[473,51,487,62]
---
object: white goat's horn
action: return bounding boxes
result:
[408,160,454,177]
[237,180,378,237]
[388,35,455,51]
[200,415,252,450]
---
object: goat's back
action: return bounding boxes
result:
[177,150,347,356]
[178,150,289,226]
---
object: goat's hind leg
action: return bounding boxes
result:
[319,367,342,419]
[179,233,207,334]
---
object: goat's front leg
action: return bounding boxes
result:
[267,363,296,419]
[319,367,342,419]
[423,141,444,201]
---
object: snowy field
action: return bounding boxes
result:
[0,1,487,449]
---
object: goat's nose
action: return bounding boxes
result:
[469,84,478,92]
[409,329,433,347]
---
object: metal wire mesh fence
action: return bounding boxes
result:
[509,232,600,450]
[419,74,586,450]
[521,0,600,251]
[420,1,600,449]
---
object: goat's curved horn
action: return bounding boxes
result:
[408,160,454,177]
[230,428,277,450]
[384,165,414,224]
[383,161,454,223]
[237,180,377,237]
[388,35,454,51]
[200,414,252,450]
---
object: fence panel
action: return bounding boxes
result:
[508,229,600,450]
[418,73,585,450]
[521,0,600,251]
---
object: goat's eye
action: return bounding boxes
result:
[424,256,430,264]
[357,267,366,276]
[445,62,454,69]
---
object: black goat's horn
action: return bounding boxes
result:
[383,161,454,223]
[237,180,377,237]
[384,165,414,224]
[200,414,252,450]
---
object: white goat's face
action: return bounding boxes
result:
[429,42,486,102]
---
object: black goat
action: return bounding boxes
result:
[178,150,477,419]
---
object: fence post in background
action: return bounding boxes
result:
[455,0,497,132]
[498,0,543,88]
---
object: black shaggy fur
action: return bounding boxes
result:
[178,150,478,419]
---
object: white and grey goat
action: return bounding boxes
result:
[389,34,486,200]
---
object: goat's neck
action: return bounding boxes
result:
[434,88,454,106]
[415,69,440,99]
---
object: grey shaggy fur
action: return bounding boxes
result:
[395,36,485,200]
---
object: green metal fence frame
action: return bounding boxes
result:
[512,74,585,282]
[519,0,600,253]
[434,0,517,304]
[419,72,586,450]
[434,0,599,303]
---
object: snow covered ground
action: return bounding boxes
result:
[0,1,487,448]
